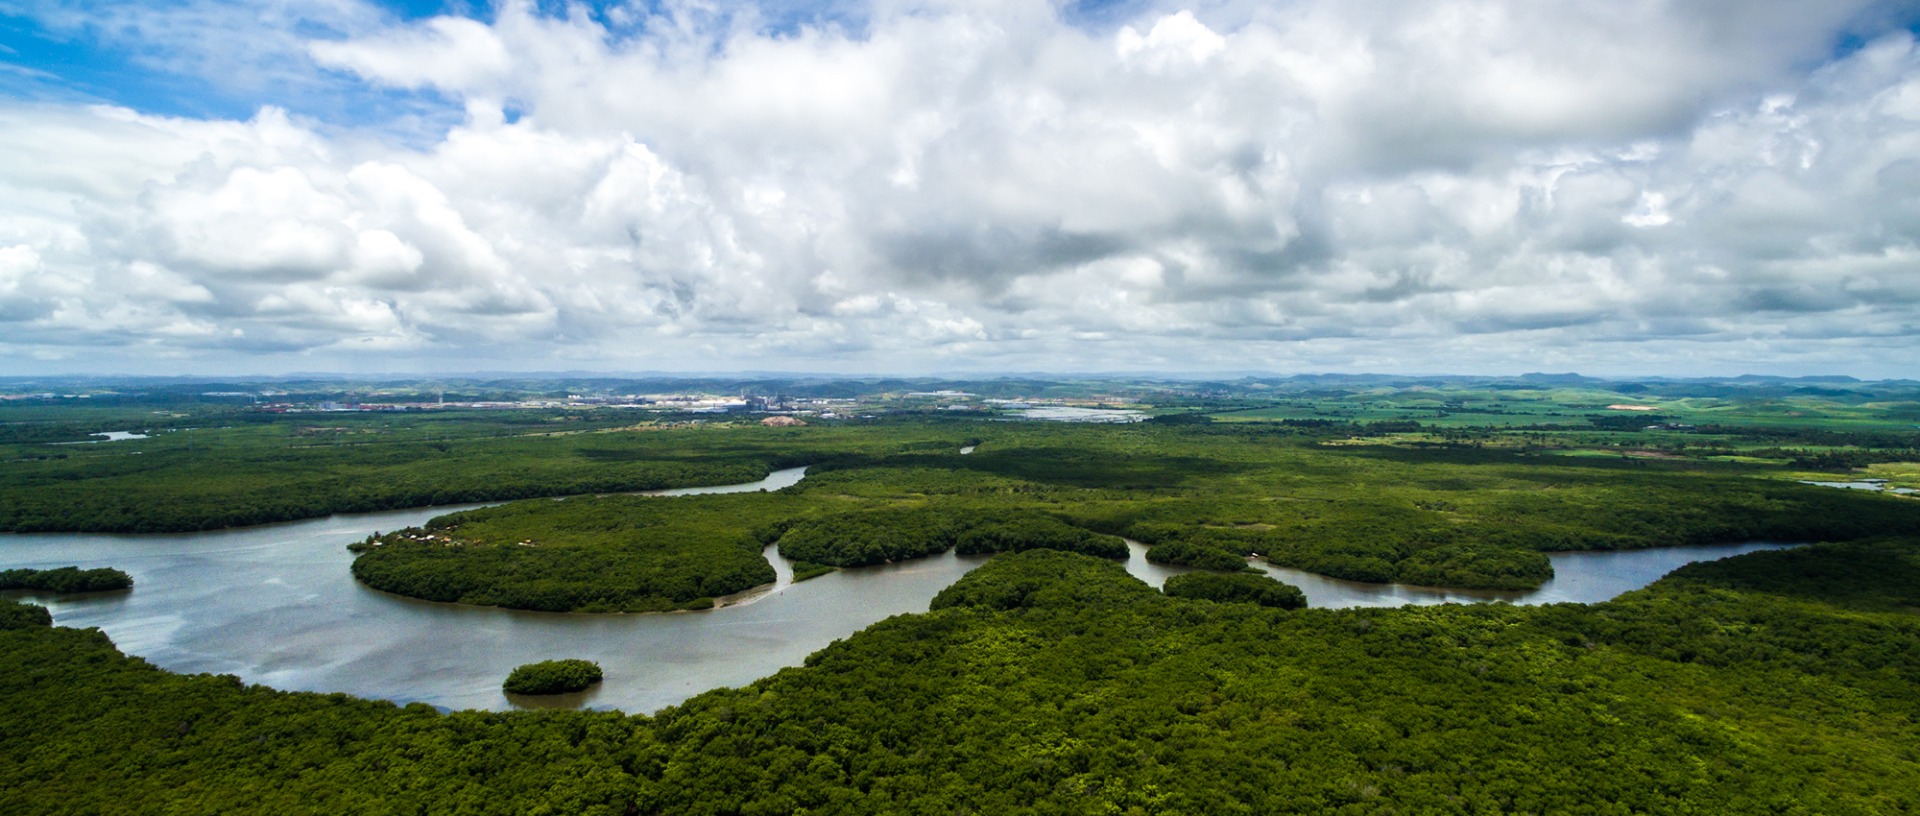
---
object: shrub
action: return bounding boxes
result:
[502,659,603,695]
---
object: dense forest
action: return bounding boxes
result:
[349,492,807,612]
[8,381,1920,811]
[0,415,970,533]
[1161,571,1307,608]
[345,421,1920,611]
[4,539,1918,813]
[0,566,133,593]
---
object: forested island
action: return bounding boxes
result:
[503,660,604,695]
[5,374,1920,812]
[4,541,1919,812]
[345,420,1920,611]
[0,566,133,594]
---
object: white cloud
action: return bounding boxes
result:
[309,16,513,92]
[1,0,1919,375]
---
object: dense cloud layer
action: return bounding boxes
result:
[2,0,1918,375]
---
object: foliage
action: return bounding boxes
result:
[356,418,1920,608]
[0,414,978,532]
[929,549,1156,611]
[5,540,1920,813]
[775,507,970,567]
[951,513,1129,559]
[350,493,800,612]
[1162,571,1307,608]
[0,602,51,629]
[0,617,657,814]
[15,396,1920,608]
[1143,535,1262,572]
[1394,543,1553,590]
[788,562,836,582]
[1145,412,1213,425]
[0,566,133,593]
[502,660,603,695]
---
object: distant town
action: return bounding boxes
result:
[0,381,1155,423]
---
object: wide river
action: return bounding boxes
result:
[2,466,1793,713]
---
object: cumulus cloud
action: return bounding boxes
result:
[2,0,1919,375]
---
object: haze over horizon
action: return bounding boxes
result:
[4,0,1920,378]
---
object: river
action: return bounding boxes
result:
[2,466,1795,714]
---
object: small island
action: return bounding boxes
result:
[0,566,133,594]
[502,659,604,695]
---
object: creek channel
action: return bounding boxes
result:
[2,465,1794,713]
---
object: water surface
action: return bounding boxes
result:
[1246,541,1798,607]
[1012,407,1146,423]
[4,471,1799,713]
[1801,479,1918,495]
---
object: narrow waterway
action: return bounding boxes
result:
[3,467,1797,714]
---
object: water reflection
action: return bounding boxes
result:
[1248,541,1799,608]
[1800,479,1918,496]
[2,468,1798,714]
[1117,539,1796,606]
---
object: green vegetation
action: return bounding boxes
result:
[953,513,1129,559]
[502,660,603,695]
[1162,571,1307,608]
[774,505,1130,568]
[0,407,976,532]
[350,475,1138,611]
[5,539,1920,813]
[774,506,971,567]
[929,548,1151,611]
[9,376,1915,611]
[0,601,51,629]
[789,561,836,582]
[9,374,1920,810]
[342,405,1920,610]
[0,428,771,533]
[0,566,132,593]
[349,493,802,612]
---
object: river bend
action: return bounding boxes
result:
[2,466,1793,713]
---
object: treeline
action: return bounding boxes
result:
[954,514,1128,559]
[0,453,773,533]
[775,506,1127,567]
[1162,571,1306,608]
[1079,457,1920,589]
[0,423,113,444]
[0,566,132,593]
[1782,448,1920,470]
[1699,424,1920,449]
[361,422,1920,609]
[21,417,1920,612]
[0,418,984,533]
[351,461,1134,612]
[350,493,799,612]
[772,507,968,566]
[6,541,1920,812]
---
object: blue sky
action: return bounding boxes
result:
[2,0,1920,377]
[2,1,886,115]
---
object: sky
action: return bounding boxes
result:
[2,0,1920,378]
